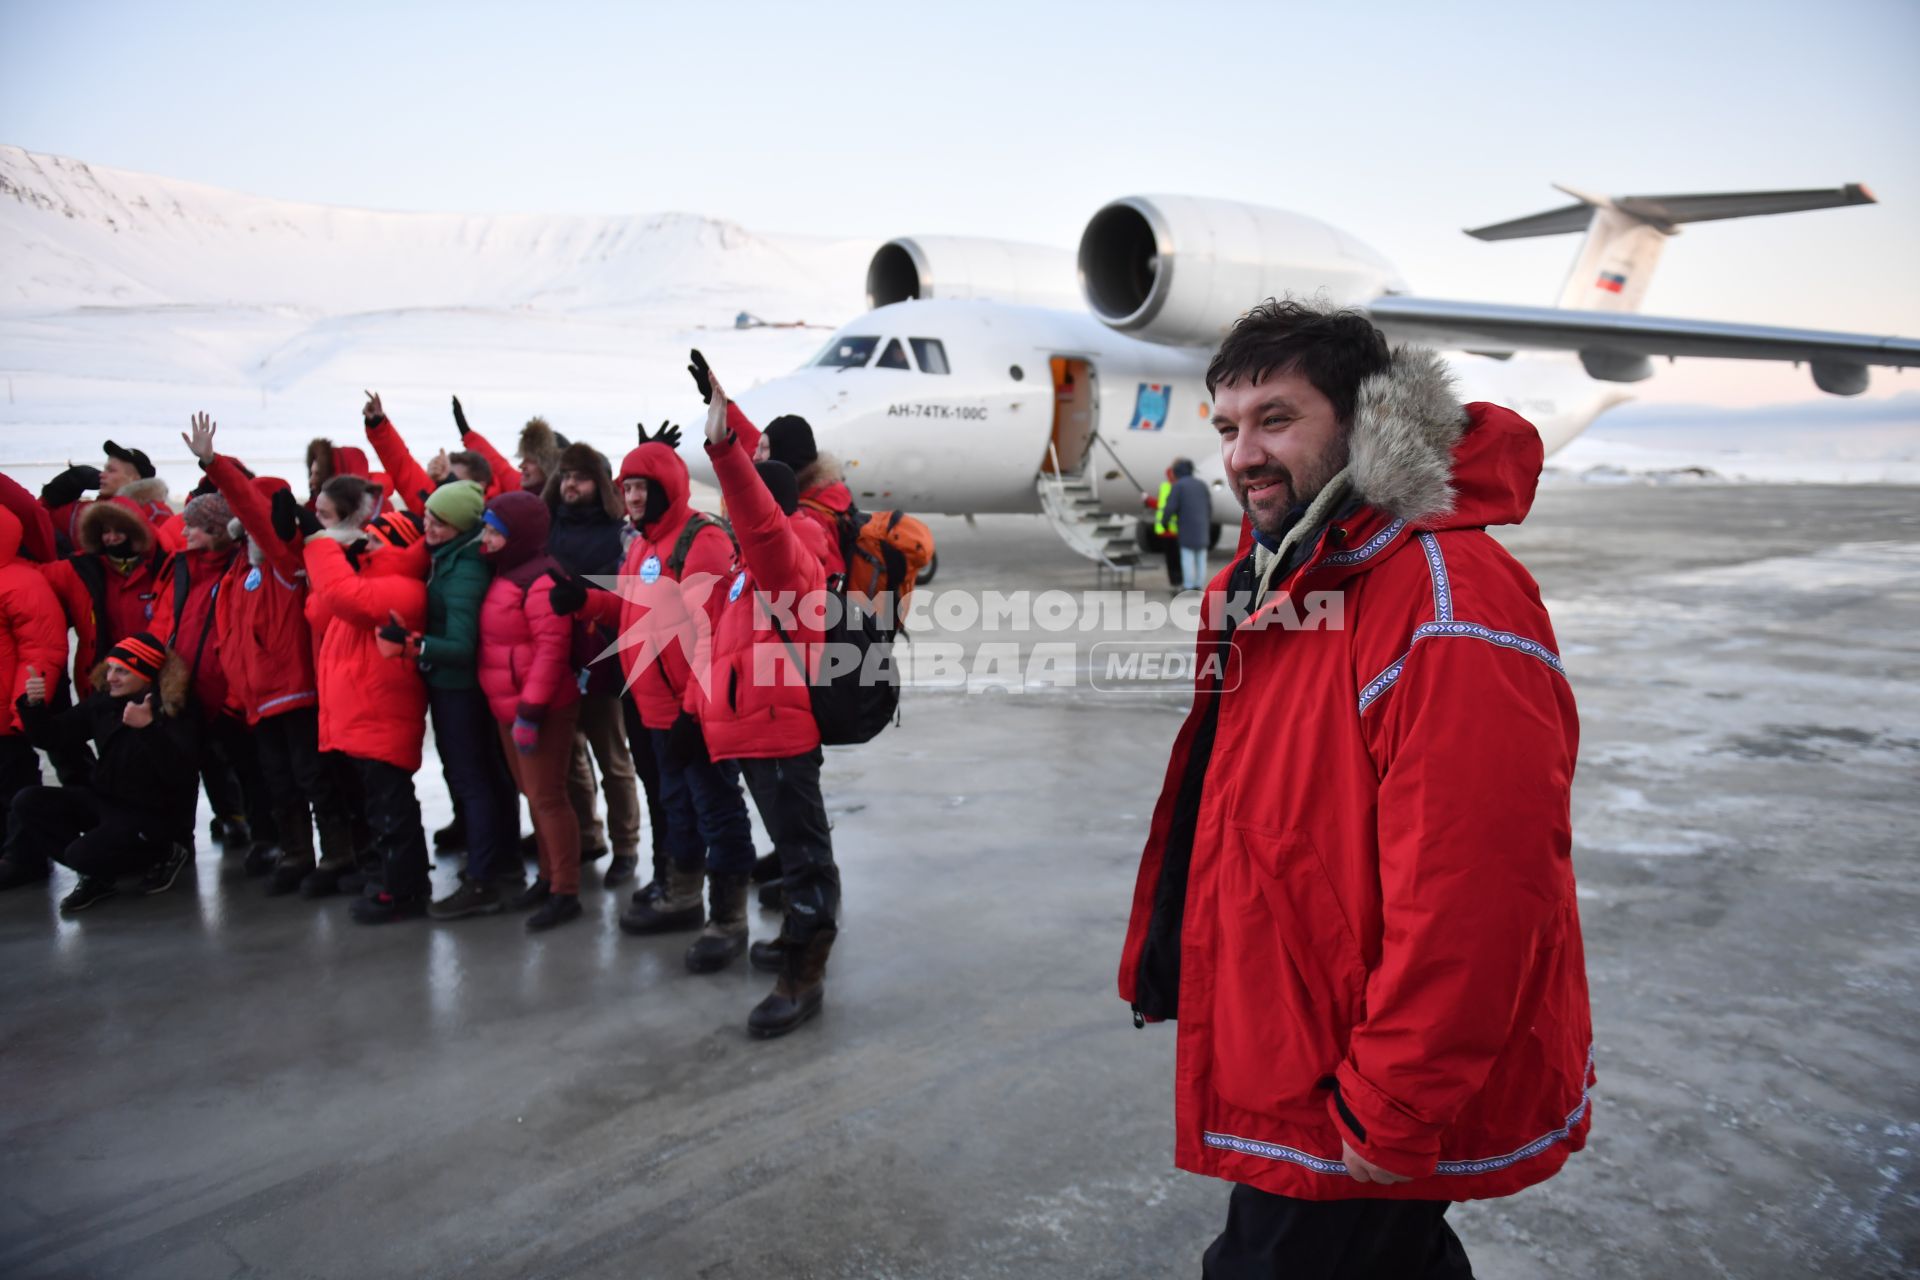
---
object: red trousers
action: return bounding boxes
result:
[498,701,582,895]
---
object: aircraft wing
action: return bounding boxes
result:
[1365,295,1920,395]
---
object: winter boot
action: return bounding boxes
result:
[748,928,835,1039]
[757,878,785,912]
[684,873,750,973]
[300,811,358,899]
[525,893,582,933]
[433,811,467,852]
[266,805,315,897]
[619,863,704,935]
[750,849,782,884]
[604,853,638,889]
[748,935,790,974]
[217,814,252,848]
[243,839,279,877]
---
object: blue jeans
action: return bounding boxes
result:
[650,728,755,877]
[1181,545,1208,591]
[429,684,520,883]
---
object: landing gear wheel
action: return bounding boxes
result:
[916,552,938,586]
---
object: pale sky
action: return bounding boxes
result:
[4,0,1918,404]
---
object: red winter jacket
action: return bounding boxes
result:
[476,490,579,727]
[0,506,68,736]
[1118,350,1591,1205]
[42,497,171,698]
[203,457,318,724]
[456,427,518,501]
[0,473,58,563]
[576,440,735,730]
[148,542,239,719]
[689,431,830,761]
[726,403,850,577]
[362,415,440,517]
[303,532,428,772]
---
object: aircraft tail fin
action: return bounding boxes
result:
[1465,183,1876,313]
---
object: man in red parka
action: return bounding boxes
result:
[1118,301,1591,1276]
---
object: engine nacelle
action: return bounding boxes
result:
[866,237,1080,311]
[1077,195,1407,347]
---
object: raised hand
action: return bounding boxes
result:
[426,448,450,482]
[688,348,714,404]
[704,366,730,446]
[122,693,155,728]
[182,412,218,463]
[362,390,386,427]
[451,395,471,437]
[23,665,46,706]
[638,419,682,449]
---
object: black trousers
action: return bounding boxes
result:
[620,695,668,881]
[1202,1184,1473,1280]
[201,712,276,842]
[740,748,838,940]
[4,786,173,880]
[0,736,40,810]
[255,707,346,829]
[352,756,430,900]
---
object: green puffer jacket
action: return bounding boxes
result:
[417,526,492,691]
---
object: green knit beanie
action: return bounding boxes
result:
[425,480,487,533]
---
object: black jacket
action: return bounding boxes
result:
[19,660,199,835]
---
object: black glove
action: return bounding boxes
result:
[272,488,322,541]
[40,464,102,508]
[688,349,713,404]
[546,566,589,616]
[451,394,470,437]
[638,419,682,450]
[665,710,709,769]
[376,620,411,645]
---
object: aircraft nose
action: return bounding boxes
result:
[733,376,838,437]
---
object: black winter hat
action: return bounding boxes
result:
[763,416,817,472]
[755,461,800,516]
[103,440,157,479]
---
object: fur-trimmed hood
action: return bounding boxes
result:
[117,476,172,510]
[795,451,845,498]
[78,496,156,557]
[1348,346,1540,530]
[542,441,622,519]
[86,650,190,718]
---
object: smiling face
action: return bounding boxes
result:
[558,469,596,507]
[622,476,650,524]
[1211,366,1349,538]
[422,510,458,545]
[479,524,506,554]
[105,663,149,699]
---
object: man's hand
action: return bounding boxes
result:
[426,448,450,482]
[639,420,682,450]
[272,488,321,541]
[1341,1141,1410,1185]
[451,394,471,437]
[182,412,218,463]
[41,464,102,507]
[547,566,589,616]
[363,390,386,428]
[122,693,155,728]
[688,348,713,403]
[703,368,731,447]
[23,666,46,706]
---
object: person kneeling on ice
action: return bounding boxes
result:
[476,490,584,931]
[4,633,199,914]
[698,368,840,1038]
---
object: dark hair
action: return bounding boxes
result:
[1204,298,1391,425]
[448,450,493,484]
[319,474,374,524]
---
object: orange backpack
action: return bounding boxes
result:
[803,500,935,621]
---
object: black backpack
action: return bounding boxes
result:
[768,574,901,748]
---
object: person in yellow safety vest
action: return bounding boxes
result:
[1152,467,1184,588]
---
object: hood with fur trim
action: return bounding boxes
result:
[542,441,622,519]
[794,451,844,496]
[86,649,191,718]
[78,496,156,557]
[117,475,172,511]
[1347,346,1539,530]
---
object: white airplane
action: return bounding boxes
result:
[710,185,1920,574]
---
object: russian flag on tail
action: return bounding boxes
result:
[1596,270,1628,294]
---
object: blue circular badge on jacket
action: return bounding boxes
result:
[728,571,746,602]
[640,555,661,584]
[244,566,262,592]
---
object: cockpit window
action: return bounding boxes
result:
[911,338,950,375]
[876,338,910,370]
[816,336,879,368]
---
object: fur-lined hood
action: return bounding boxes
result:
[77,496,156,557]
[86,650,190,717]
[117,476,172,510]
[541,441,622,518]
[795,451,845,497]
[1348,346,1539,529]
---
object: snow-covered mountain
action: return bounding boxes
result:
[0,144,874,490]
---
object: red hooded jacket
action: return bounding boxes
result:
[726,403,851,577]
[0,473,58,564]
[476,490,579,727]
[41,497,171,697]
[1118,351,1591,1205]
[575,439,735,730]
[0,506,68,737]
[303,532,428,772]
[688,431,830,761]
[203,457,318,724]
[148,541,239,719]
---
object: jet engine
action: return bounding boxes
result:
[865,237,1080,311]
[1076,195,1407,347]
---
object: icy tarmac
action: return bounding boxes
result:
[1,484,1916,1279]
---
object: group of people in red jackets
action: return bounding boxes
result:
[0,357,856,1039]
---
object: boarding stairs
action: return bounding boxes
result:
[1037,440,1143,589]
